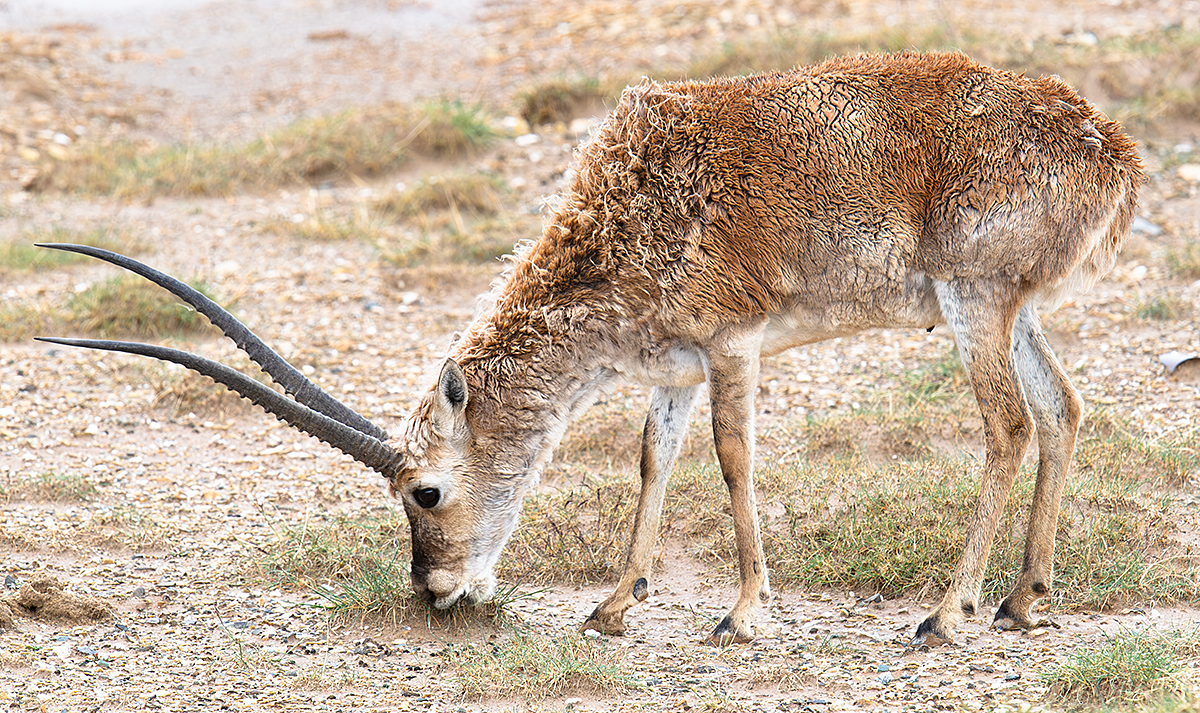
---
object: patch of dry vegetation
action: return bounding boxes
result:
[144,365,255,419]
[1166,243,1200,280]
[447,631,636,702]
[372,172,523,268]
[518,77,609,126]
[500,480,640,585]
[37,101,494,198]
[251,507,419,625]
[0,223,147,273]
[0,470,98,503]
[1044,627,1200,709]
[259,206,389,243]
[1,273,224,343]
[1134,292,1194,322]
[81,505,171,551]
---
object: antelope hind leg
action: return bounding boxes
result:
[992,305,1081,631]
[582,385,698,636]
[704,330,771,646]
[913,282,1033,646]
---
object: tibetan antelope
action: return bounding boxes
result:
[41,52,1142,646]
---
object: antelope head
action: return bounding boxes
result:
[36,243,522,610]
[389,358,536,609]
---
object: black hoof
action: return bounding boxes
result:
[705,615,752,646]
[910,616,952,648]
[581,604,627,636]
[992,597,1033,631]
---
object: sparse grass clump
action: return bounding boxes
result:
[374,173,504,219]
[254,509,526,626]
[448,632,635,701]
[1135,293,1192,321]
[256,510,410,590]
[1043,627,1200,706]
[518,77,609,125]
[2,272,225,344]
[41,101,493,198]
[899,344,968,406]
[261,206,392,243]
[1166,243,1200,281]
[315,555,417,626]
[373,174,532,268]
[146,366,253,418]
[0,470,98,503]
[84,505,170,550]
[0,224,147,273]
[1076,411,1200,487]
[500,480,640,585]
[65,275,222,339]
[369,172,531,268]
[378,219,521,268]
[0,299,69,343]
[254,509,419,624]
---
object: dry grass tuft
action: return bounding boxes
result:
[0,224,148,273]
[447,631,636,701]
[499,480,640,585]
[37,100,493,198]
[373,174,534,268]
[1166,243,1200,280]
[1134,292,1193,322]
[82,505,171,551]
[2,272,226,344]
[65,275,223,339]
[144,365,255,419]
[374,173,505,219]
[518,77,610,125]
[1043,627,1200,707]
[0,470,99,503]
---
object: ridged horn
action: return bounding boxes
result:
[35,243,388,441]
[35,337,404,479]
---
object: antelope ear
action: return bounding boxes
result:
[432,359,468,434]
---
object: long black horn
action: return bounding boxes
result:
[35,243,388,441]
[36,337,405,479]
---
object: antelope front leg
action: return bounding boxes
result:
[582,385,699,636]
[705,328,770,646]
[913,282,1033,647]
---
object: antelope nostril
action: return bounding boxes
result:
[425,570,457,598]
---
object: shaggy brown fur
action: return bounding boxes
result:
[389,51,1141,646]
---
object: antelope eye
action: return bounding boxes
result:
[413,487,441,509]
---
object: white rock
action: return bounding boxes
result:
[1177,163,1200,182]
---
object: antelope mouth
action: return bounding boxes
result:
[433,590,465,609]
[430,574,496,609]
